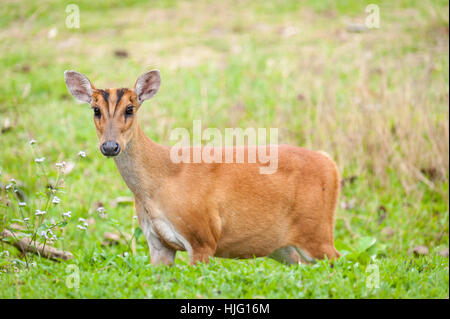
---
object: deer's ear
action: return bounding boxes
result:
[134,70,161,104]
[64,70,95,104]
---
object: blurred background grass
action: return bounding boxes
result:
[0,0,448,298]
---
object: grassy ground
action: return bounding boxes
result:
[0,0,448,298]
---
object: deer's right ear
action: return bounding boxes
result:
[64,70,94,104]
[134,70,161,104]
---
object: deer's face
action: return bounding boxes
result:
[64,70,161,157]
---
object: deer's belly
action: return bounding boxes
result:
[214,233,284,259]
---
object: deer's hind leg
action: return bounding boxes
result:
[269,246,308,265]
[190,246,216,265]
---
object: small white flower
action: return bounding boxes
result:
[35,209,46,216]
[78,217,86,223]
[40,231,49,239]
[78,151,86,158]
[62,211,72,218]
[34,157,46,163]
[97,206,108,218]
[29,139,37,145]
[77,225,87,230]
[84,222,88,227]
[5,184,13,190]
[55,161,66,168]
[9,178,16,184]
[18,202,26,207]
[3,251,9,257]
[52,196,61,204]
[48,229,54,235]
[24,218,30,222]
[133,215,138,220]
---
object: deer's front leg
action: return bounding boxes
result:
[146,228,176,266]
[135,200,176,266]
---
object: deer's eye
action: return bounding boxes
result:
[125,105,134,116]
[93,106,101,118]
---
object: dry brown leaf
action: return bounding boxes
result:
[381,226,395,238]
[9,223,25,231]
[438,248,449,258]
[103,232,121,242]
[411,245,429,256]
[110,196,133,208]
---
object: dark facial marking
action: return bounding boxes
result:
[97,89,110,115]
[114,88,127,116]
[98,89,110,104]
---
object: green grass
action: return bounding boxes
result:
[2,252,448,298]
[0,0,448,298]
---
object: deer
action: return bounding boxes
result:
[64,69,340,265]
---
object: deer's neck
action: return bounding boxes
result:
[113,124,173,201]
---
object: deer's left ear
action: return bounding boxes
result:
[134,70,161,104]
[64,70,95,104]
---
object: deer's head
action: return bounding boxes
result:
[64,70,160,157]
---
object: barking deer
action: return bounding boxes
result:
[64,69,340,265]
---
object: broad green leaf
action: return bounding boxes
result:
[357,236,377,253]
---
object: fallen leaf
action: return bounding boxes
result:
[103,232,120,242]
[114,49,128,58]
[22,65,30,73]
[411,246,429,256]
[296,93,305,101]
[110,196,133,208]
[438,248,449,258]
[381,226,395,238]
[420,167,440,181]
[9,223,25,231]
[278,25,299,37]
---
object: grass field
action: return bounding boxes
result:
[0,0,448,298]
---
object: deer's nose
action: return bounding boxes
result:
[101,141,121,157]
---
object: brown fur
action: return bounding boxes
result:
[66,72,340,265]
